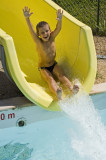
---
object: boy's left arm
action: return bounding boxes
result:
[51,9,63,39]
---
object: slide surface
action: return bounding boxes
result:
[0,0,97,111]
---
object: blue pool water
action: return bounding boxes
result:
[0,92,106,160]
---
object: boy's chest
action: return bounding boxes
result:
[42,41,56,54]
[37,41,56,55]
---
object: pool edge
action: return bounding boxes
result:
[90,82,106,95]
[0,82,106,112]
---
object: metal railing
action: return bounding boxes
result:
[52,0,106,35]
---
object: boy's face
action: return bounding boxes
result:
[38,24,51,42]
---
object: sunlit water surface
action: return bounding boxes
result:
[0,92,106,160]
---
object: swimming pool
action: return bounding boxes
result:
[0,92,106,160]
[91,92,106,126]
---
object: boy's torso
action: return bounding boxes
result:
[36,37,56,67]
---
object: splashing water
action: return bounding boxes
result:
[59,91,106,160]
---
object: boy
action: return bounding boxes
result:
[23,7,79,100]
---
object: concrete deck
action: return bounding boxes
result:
[90,82,106,94]
[0,97,33,111]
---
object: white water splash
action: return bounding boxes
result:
[59,92,106,160]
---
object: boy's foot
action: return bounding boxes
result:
[72,84,79,94]
[56,87,62,100]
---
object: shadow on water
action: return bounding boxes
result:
[0,142,33,160]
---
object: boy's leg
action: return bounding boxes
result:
[53,64,79,93]
[40,69,62,100]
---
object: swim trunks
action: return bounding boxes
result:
[38,61,57,73]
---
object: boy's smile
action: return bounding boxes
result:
[38,24,51,42]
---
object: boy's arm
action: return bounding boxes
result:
[51,9,63,39]
[23,7,39,43]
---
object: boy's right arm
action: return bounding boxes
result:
[23,7,39,43]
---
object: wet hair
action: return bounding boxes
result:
[36,21,50,36]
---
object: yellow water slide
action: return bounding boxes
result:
[0,0,97,111]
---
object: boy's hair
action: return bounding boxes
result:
[36,21,50,35]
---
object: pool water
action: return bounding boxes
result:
[91,92,106,126]
[0,92,106,160]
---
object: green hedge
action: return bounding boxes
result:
[53,0,106,36]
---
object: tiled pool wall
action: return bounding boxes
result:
[0,104,64,129]
[0,92,106,129]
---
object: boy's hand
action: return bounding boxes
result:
[56,9,63,21]
[23,7,33,19]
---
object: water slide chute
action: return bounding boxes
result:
[0,0,97,111]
